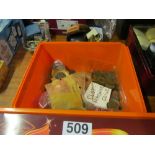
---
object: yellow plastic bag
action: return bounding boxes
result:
[45,75,84,110]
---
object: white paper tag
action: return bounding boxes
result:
[62,121,92,135]
[90,26,103,40]
[86,28,98,39]
[56,20,78,30]
[84,82,112,109]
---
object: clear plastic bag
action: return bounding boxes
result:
[51,60,69,81]
[94,19,117,40]
[45,75,84,110]
[23,20,51,52]
[41,59,124,112]
[38,91,51,109]
[45,60,84,110]
[83,70,123,111]
[71,72,91,94]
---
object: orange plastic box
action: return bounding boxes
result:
[12,42,146,117]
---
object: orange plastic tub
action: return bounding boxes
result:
[12,42,146,117]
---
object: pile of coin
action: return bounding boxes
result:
[92,71,122,111]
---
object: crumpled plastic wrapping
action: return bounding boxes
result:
[94,19,117,40]
[51,60,69,81]
[71,72,91,94]
[38,91,51,109]
[84,71,122,111]
[45,75,84,110]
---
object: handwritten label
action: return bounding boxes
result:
[84,82,112,109]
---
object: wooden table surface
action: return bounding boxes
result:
[0,35,154,111]
[0,47,33,107]
[0,35,66,107]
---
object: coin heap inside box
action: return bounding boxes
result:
[38,60,122,111]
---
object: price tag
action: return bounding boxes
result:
[84,82,112,109]
[62,121,92,135]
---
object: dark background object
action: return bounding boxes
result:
[22,19,41,26]
[66,25,90,41]
[67,32,88,41]
[48,19,88,35]
[146,43,155,74]
[127,26,155,111]
[116,19,155,40]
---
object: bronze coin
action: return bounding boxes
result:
[55,72,66,79]
[107,101,120,111]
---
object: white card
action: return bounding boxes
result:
[86,28,98,39]
[84,82,112,109]
[62,121,92,135]
[56,20,78,30]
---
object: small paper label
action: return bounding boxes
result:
[56,20,78,30]
[86,28,98,39]
[62,121,92,135]
[84,82,112,109]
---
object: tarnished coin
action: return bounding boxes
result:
[92,71,118,87]
[55,72,66,79]
[111,90,120,101]
[107,101,120,111]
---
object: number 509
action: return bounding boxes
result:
[62,121,92,135]
[67,123,88,134]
